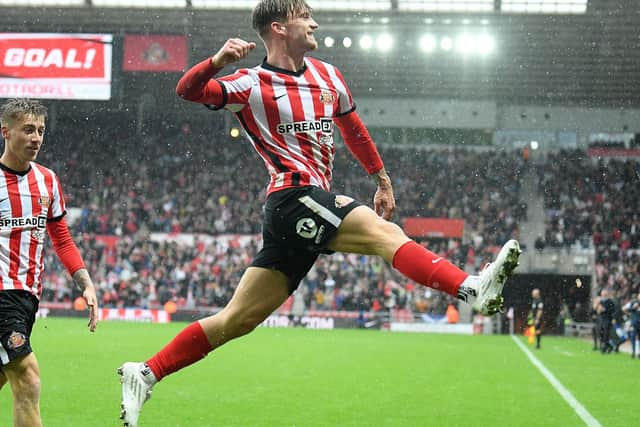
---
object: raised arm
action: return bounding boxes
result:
[176,38,256,104]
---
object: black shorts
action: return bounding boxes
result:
[0,290,38,367]
[251,186,361,294]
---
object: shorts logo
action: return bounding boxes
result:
[320,89,335,105]
[7,331,26,350]
[296,218,318,239]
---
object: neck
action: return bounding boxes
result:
[0,154,29,173]
[265,45,305,72]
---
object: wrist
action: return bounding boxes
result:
[371,169,391,188]
[210,55,223,69]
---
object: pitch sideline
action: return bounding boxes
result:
[511,334,602,427]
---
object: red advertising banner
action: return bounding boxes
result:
[123,35,187,72]
[402,217,465,239]
[587,148,640,158]
[0,33,112,100]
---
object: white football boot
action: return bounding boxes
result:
[457,239,521,315]
[118,362,155,427]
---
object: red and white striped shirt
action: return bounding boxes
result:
[215,57,355,194]
[0,162,66,298]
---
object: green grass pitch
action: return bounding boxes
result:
[1,318,637,426]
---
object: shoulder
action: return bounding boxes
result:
[306,57,341,73]
[31,162,57,178]
[31,163,62,189]
[219,67,257,82]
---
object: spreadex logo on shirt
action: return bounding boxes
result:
[0,216,47,229]
[277,117,333,135]
[0,213,48,242]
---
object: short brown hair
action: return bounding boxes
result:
[0,98,48,127]
[252,0,312,38]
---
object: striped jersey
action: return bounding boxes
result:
[0,162,66,299]
[214,57,355,194]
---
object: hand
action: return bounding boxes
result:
[83,285,99,332]
[371,169,394,220]
[373,184,395,220]
[211,38,257,68]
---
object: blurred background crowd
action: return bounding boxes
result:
[36,125,639,324]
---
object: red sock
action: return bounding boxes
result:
[392,241,468,296]
[146,321,213,381]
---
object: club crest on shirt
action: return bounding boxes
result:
[38,196,51,207]
[319,89,335,105]
[7,331,27,350]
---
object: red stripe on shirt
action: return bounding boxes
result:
[281,73,325,187]
[258,72,303,189]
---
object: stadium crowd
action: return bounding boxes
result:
[37,124,527,316]
[538,149,640,345]
[41,124,526,243]
[33,120,640,331]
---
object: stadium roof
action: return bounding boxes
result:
[1,4,639,106]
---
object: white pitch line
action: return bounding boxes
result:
[511,335,602,427]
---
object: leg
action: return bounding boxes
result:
[328,205,520,315]
[327,204,410,261]
[600,324,611,353]
[199,267,290,346]
[328,205,466,295]
[2,353,42,427]
[149,266,290,377]
[119,267,290,427]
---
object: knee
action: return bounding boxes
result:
[371,219,408,254]
[380,220,405,238]
[368,217,404,241]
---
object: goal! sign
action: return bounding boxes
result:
[0,33,112,100]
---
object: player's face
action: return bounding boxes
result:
[285,9,319,52]
[1,113,45,169]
